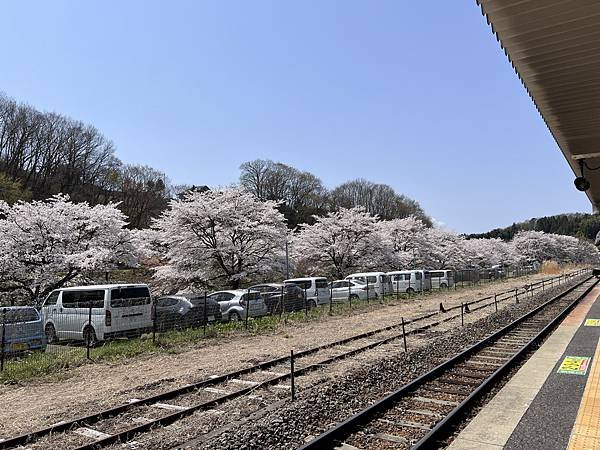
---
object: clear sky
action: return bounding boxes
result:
[0,1,591,233]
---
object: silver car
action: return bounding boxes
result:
[328,280,377,303]
[207,290,269,322]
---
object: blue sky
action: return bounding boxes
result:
[0,1,591,233]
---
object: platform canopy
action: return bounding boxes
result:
[476,0,600,211]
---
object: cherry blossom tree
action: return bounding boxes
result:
[0,194,136,303]
[377,216,430,269]
[146,187,288,290]
[290,207,384,278]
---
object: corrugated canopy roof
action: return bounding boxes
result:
[477,0,600,211]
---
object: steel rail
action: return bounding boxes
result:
[298,274,595,450]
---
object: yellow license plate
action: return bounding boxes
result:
[11,342,28,352]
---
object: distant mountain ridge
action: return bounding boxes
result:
[467,213,600,241]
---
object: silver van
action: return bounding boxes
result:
[388,270,432,293]
[429,270,455,289]
[41,284,153,345]
[345,272,393,298]
[0,306,47,354]
[284,277,329,307]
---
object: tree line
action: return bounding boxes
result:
[0,93,431,230]
[468,213,600,242]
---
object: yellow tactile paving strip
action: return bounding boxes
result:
[568,339,600,450]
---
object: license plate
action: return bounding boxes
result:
[208,315,215,321]
[11,342,28,352]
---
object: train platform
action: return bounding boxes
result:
[448,284,600,450]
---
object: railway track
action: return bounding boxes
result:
[0,270,585,450]
[298,275,597,450]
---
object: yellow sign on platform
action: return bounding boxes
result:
[585,319,600,327]
[558,356,591,376]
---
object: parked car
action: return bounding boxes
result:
[248,283,305,313]
[388,270,432,293]
[41,284,153,346]
[429,270,455,289]
[328,280,376,302]
[153,295,222,330]
[207,290,269,321]
[283,277,329,308]
[0,306,47,355]
[344,272,393,297]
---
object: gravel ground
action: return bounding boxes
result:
[192,277,591,450]
[0,271,578,439]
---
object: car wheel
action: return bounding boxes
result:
[229,311,242,322]
[350,294,360,300]
[83,326,98,347]
[308,300,317,309]
[406,287,415,294]
[45,323,58,344]
[440,283,448,290]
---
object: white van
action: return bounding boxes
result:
[41,284,153,345]
[345,272,394,297]
[429,270,455,289]
[388,270,432,293]
[284,277,329,307]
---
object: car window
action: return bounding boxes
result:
[315,279,328,289]
[44,291,59,306]
[404,274,411,281]
[331,282,342,289]
[62,290,105,309]
[0,308,40,324]
[243,292,261,301]
[157,297,178,307]
[430,271,442,278]
[110,286,151,307]
[416,272,422,280]
[366,276,377,284]
[219,293,235,302]
[286,280,311,290]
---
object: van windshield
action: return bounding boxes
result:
[110,287,151,307]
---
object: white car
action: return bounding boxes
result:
[207,290,269,322]
[328,280,377,302]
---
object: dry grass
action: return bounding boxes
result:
[540,261,561,275]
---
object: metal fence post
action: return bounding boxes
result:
[0,309,6,372]
[151,300,157,344]
[348,282,352,308]
[461,302,464,327]
[304,287,308,317]
[494,293,498,312]
[86,302,93,360]
[515,287,519,304]
[329,285,333,314]
[290,350,296,401]
[203,292,207,336]
[396,276,400,300]
[280,285,285,318]
[245,288,250,330]
[401,317,407,352]
[366,278,370,304]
